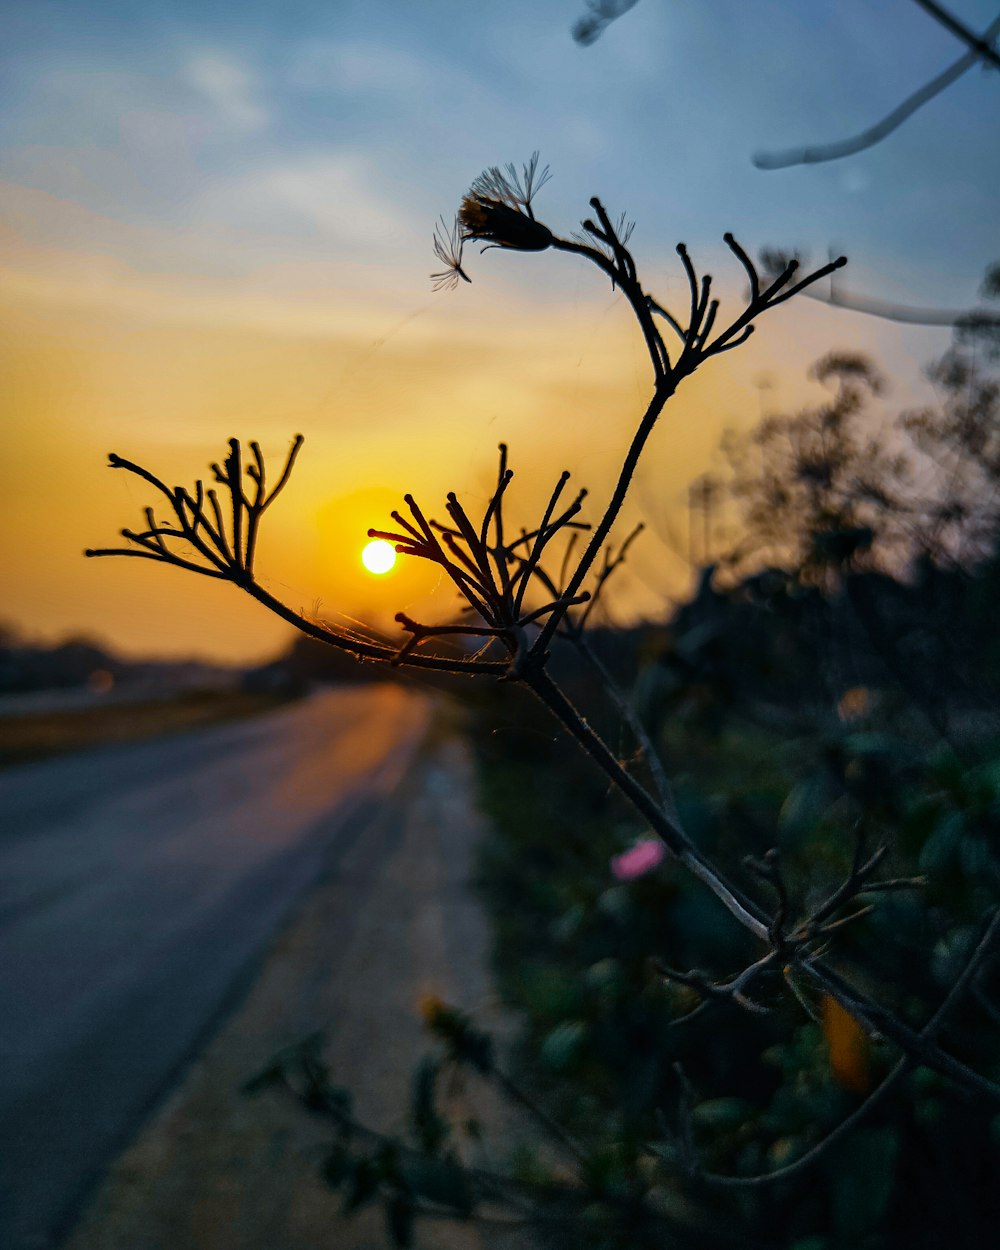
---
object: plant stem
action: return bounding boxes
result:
[243,580,507,676]
[525,667,770,941]
[531,382,674,659]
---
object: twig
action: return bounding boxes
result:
[525,666,771,941]
[803,949,1000,1104]
[569,631,678,816]
[697,907,1000,1188]
[755,12,1000,168]
[911,0,1000,69]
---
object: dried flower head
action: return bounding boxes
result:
[469,151,551,218]
[431,215,471,292]
[458,194,554,252]
[432,153,555,287]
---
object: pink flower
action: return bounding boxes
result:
[610,839,667,881]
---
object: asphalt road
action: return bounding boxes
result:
[0,685,431,1250]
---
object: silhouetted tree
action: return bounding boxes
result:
[721,352,907,584]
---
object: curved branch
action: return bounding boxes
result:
[242,580,507,677]
[806,286,1000,328]
[755,12,1000,169]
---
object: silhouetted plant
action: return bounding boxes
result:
[88,159,1000,1247]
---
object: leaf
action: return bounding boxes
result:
[540,1021,586,1072]
[931,926,976,986]
[843,732,897,757]
[918,810,964,874]
[829,1126,899,1239]
[959,835,992,876]
[420,1001,494,1073]
[551,902,586,944]
[691,1097,756,1131]
[242,1030,327,1096]
[585,958,624,995]
[596,885,633,922]
[675,619,725,661]
[778,776,831,841]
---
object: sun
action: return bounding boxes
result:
[361,538,397,575]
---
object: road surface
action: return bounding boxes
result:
[0,685,431,1250]
[64,729,526,1250]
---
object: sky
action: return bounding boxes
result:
[2,0,998,662]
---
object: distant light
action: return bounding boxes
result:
[362,539,397,575]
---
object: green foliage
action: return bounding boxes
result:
[468,563,1000,1246]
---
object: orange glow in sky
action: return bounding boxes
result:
[1,3,983,664]
[0,234,929,665]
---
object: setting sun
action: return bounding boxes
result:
[361,539,397,576]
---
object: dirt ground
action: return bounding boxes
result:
[64,718,532,1250]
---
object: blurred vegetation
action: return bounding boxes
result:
[455,320,1000,1248]
[245,287,1000,1250]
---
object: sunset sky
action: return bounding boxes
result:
[3,0,998,662]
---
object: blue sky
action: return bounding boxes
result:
[2,0,998,658]
[3,0,997,296]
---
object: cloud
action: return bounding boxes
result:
[198,150,414,248]
[183,52,269,132]
[286,39,434,96]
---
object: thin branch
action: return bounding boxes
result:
[647,295,687,344]
[525,667,770,940]
[490,1067,590,1167]
[755,12,1000,168]
[911,0,1000,69]
[513,478,585,616]
[531,387,672,659]
[577,521,644,629]
[572,0,641,46]
[656,952,777,1016]
[569,631,677,815]
[804,953,1000,1104]
[551,229,669,380]
[243,580,507,676]
[84,545,231,579]
[699,907,1000,1188]
[808,286,1000,328]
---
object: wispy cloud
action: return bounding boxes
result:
[183,52,269,132]
[198,150,414,248]
[286,39,435,96]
